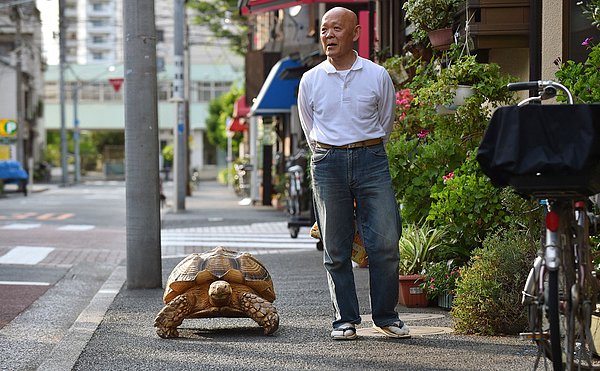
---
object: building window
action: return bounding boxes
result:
[196,82,212,102]
[214,81,232,98]
[567,0,600,63]
[92,3,104,11]
[0,42,14,56]
[92,52,104,60]
[158,81,172,101]
[44,82,59,102]
[90,19,106,27]
[156,29,164,42]
[194,81,233,102]
[92,36,105,43]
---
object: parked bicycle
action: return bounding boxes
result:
[478,80,600,370]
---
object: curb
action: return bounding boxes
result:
[37,266,126,371]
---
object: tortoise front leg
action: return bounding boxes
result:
[240,292,279,335]
[154,293,195,338]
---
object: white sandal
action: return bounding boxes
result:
[373,321,411,339]
[331,323,357,340]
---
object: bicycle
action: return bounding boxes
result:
[477,80,600,370]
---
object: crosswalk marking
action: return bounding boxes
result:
[1,223,42,230]
[57,225,95,231]
[0,223,97,231]
[0,213,75,221]
[0,246,55,265]
[0,281,51,286]
[160,222,317,257]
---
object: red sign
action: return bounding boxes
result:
[108,78,124,92]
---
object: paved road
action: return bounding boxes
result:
[0,180,542,370]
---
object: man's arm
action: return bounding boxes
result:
[379,69,396,143]
[297,77,315,151]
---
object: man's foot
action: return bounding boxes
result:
[331,323,357,340]
[373,321,411,339]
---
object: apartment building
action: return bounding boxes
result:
[39,0,244,178]
[0,1,44,165]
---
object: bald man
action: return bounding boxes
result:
[298,7,410,340]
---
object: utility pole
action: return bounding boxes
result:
[123,0,161,289]
[58,0,68,185]
[13,5,24,165]
[73,84,80,182]
[173,0,186,211]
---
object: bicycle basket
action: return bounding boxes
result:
[477,104,600,198]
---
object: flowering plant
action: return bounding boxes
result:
[420,260,461,300]
[395,88,414,121]
[555,37,600,103]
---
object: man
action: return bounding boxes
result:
[297,7,410,340]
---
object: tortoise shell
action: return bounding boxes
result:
[162,246,275,304]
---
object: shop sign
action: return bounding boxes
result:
[0,119,17,138]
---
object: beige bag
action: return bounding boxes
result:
[310,222,369,268]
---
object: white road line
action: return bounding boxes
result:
[1,223,42,230]
[160,222,318,256]
[0,281,51,286]
[57,225,96,231]
[0,246,55,265]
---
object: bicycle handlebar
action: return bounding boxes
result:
[508,80,574,105]
[507,81,539,91]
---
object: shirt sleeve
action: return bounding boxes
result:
[297,76,315,151]
[379,69,396,144]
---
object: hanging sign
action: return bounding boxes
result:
[0,119,17,138]
[109,78,124,92]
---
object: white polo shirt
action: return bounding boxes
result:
[297,53,395,150]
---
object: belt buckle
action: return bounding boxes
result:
[347,142,359,149]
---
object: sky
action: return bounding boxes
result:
[36,0,59,65]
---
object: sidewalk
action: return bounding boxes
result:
[41,181,538,370]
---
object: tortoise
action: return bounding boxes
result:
[154,247,279,338]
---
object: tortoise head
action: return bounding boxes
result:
[208,280,232,306]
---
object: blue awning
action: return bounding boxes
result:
[251,57,303,115]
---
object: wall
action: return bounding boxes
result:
[542,0,563,80]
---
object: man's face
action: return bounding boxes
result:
[320,9,358,61]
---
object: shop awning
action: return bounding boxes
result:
[239,0,369,15]
[251,57,303,115]
[233,95,250,118]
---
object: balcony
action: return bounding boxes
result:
[465,0,529,49]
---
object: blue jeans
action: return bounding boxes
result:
[311,143,402,328]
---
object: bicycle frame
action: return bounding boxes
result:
[508,81,600,370]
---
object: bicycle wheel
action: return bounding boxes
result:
[530,201,600,370]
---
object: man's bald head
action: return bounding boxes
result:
[320,7,360,69]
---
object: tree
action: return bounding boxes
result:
[187,0,248,56]
[205,85,244,152]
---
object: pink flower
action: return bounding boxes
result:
[395,89,413,108]
[417,129,430,139]
[582,37,593,47]
[442,172,455,183]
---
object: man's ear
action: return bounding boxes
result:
[353,24,361,42]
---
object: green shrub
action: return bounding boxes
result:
[427,153,510,251]
[387,133,465,224]
[451,226,536,335]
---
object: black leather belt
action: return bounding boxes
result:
[315,138,383,149]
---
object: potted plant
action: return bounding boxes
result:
[420,260,461,310]
[402,0,464,50]
[398,223,448,307]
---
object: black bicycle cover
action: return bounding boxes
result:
[477,104,600,187]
